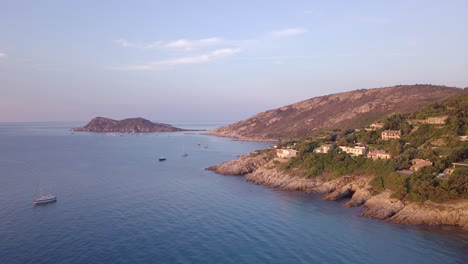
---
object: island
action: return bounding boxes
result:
[73,117,190,133]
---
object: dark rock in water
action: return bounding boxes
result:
[73,117,188,133]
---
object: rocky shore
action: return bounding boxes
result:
[207,153,468,230]
[203,132,279,142]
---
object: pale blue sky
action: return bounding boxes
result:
[1,0,467,122]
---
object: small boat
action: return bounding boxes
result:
[34,185,57,205]
[159,157,166,161]
[34,194,57,205]
[181,145,188,157]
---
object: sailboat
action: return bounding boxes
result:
[34,184,57,205]
[181,144,188,157]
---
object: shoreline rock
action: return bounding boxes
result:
[207,155,468,231]
[202,132,279,142]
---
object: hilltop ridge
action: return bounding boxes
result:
[208,84,463,141]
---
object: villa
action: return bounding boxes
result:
[451,160,468,169]
[443,161,468,175]
[381,130,402,140]
[367,149,392,160]
[411,115,449,125]
[370,122,384,130]
[276,149,298,159]
[339,145,367,156]
[314,144,335,154]
[410,159,432,172]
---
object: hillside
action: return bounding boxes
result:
[73,117,187,133]
[207,91,468,229]
[207,85,463,141]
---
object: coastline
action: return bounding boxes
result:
[207,152,468,231]
[203,131,280,142]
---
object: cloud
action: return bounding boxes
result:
[164,39,192,49]
[114,37,223,50]
[114,39,137,48]
[0,51,6,58]
[163,37,224,50]
[113,39,163,49]
[270,28,307,37]
[114,48,239,71]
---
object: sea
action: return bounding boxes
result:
[0,122,466,264]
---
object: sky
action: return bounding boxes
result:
[1,0,467,122]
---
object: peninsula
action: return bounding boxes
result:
[73,117,188,133]
[208,88,468,230]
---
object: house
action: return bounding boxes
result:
[339,146,367,156]
[314,144,335,154]
[410,159,432,172]
[370,122,384,130]
[444,168,455,175]
[424,115,448,125]
[367,149,392,160]
[381,130,402,140]
[276,149,298,159]
[410,115,449,125]
[452,160,468,169]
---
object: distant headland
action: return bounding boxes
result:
[73,117,191,133]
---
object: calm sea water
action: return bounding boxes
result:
[0,122,466,264]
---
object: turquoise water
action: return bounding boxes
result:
[0,122,466,264]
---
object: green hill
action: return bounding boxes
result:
[278,91,468,203]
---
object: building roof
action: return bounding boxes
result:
[411,158,428,163]
[368,149,390,155]
[410,159,432,169]
[452,161,468,166]
[382,130,401,133]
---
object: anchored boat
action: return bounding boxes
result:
[34,185,57,205]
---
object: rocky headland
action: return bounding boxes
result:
[207,152,468,230]
[73,117,191,133]
[207,85,463,141]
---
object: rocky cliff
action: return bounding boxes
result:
[73,117,188,133]
[207,153,468,230]
[207,85,463,141]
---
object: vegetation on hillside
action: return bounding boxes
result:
[278,91,468,203]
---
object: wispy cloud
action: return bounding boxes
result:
[114,48,240,71]
[114,37,223,50]
[164,37,223,50]
[0,51,6,59]
[114,39,134,48]
[112,28,307,70]
[270,28,307,37]
[113,39,163,49]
